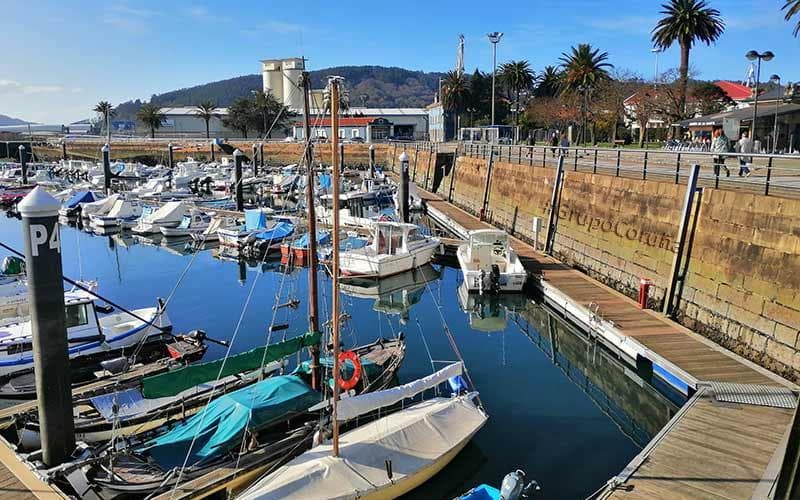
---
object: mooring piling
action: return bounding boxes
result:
[102,144,111,194]
[233,149,244,211]
[18,145,27,185]
[399,151,409,223]
[17,187,75,466]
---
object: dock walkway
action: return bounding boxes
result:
[413,181,798,499]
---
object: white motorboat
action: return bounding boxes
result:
[457,229,527,293]
[190,215,239,243]
[160,210,212,237]
[131,201,187,234]
[238,363,487,500]
[0,290,169,376]
[339,221,439,278]
[317,190,396,230]
[80,193,119,220]
[89,198,145,228]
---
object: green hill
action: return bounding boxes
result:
[113,66,443,120]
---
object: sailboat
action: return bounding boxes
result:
[237,364,487,499]
[237,77,486,500]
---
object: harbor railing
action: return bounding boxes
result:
[459,143,800,198]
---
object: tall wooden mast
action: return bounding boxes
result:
[329,77,342,457]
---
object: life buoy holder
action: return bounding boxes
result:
[338,351,362,391]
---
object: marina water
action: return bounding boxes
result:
[0,214,683,498]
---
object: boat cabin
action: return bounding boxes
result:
[464,230,511,270]
[369,222,430,256]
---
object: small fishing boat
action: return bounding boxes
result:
[160,210,212,237]
[339,221,439,278]
[280,231,331,265]
[58,190,99,218]
[89,198,144,229]
[457,229,527,293]
[0,290,170,376]
[131,201,187,234]
[190,215,239,243]
[79,193,119,220]
[459,470,540,500]
[218,209,293,249]
[237,363,487,500]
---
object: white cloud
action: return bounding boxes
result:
[102,2,159,33]
[0,80,65,95]
[243,20,305,37]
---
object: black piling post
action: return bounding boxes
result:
[259,142,264,174]
[252,143,258,177]
[61,140,67,161]
[210,141,216,162]
[399,151,409,223]
[339,143,345,173]
[102,143,111,194]
[234,149,244,211]
[368,144,375,179]
[19,145,28,185]
[17,187,75,466]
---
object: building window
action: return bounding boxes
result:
[339,129,345,139]
[351,129,360,138]
[296,129,304,139]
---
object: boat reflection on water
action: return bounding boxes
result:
[456,281,527,333]
[340,264,442,322]
[213,246,285,284]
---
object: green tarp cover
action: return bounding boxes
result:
[141,331,321,399]
[142,374,320,469]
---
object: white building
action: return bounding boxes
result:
[155,107,235,137]
[292,108,428,142]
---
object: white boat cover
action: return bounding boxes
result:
[81,194,117,214]
[335,362,462,421]
[238,394,487,500]
[106,199,135,218]
[146,201,185,223]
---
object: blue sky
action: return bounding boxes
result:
[2,0,798,123]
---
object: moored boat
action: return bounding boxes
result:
[339,221,439,278]
[457,229,527,293]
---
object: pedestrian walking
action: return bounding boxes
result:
[710,128,730,177]
[559,135,570,157]
[550,132,559,158]
[735,130,753,177]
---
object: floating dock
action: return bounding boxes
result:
[412,180,799,499]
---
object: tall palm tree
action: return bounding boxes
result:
[498,60,537,128]
[136,103,166,139]
[441,70,471,137]
[559,44,613,92]
[535,66,562,98]
[652,0,725,117]
[93,101,114,143]
[194,100,218,139]
[784,0,800,36]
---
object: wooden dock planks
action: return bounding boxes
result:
[411,181,797,499]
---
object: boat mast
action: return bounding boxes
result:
[329,77,342,457]
[301,71,321,391]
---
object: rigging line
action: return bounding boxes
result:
[75,226,83,280]
[414,316,437,375]
[167,162,301,496]
[420,277,483,408]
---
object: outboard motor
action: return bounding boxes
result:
[500,470,540,499]
[490,264,502,294]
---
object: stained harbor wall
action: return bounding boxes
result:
[433,153,800,381]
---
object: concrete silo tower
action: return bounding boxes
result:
[261,59,285,104]
[281,57,305,111]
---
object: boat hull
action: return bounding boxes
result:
[340,242,438,278]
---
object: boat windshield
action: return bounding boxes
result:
[472,232,507,247]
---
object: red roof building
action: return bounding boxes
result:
[714,81,753,101]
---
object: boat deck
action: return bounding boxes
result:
[407,179,798,499]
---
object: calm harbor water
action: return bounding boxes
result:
[0,214,683,499]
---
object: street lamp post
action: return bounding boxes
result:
[746,50,774,144]
[487,32,503,127]
[770,74,781,153]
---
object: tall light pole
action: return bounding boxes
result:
[770,74,781,153]
[488,32,503,127]
[746,50,774,143]
[651,47,663,90]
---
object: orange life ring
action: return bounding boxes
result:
[338,351,362,391]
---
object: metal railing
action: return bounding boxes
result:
[461,143,800,198]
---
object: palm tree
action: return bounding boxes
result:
[136,103,166,139]
[535,66,562,98]
[652,0,725,117]
[194,100,218,139]
[223,97,257,139]
[441,70,471,137]
[93,101,114,143]
[784,0,800,36]
[559,44,613,92]
[498,60,537,128]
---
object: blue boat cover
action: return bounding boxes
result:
[141,375,320,469]
[244,209,269,231]
[292,231,331,249]
[318,173,332,189]
[340,236,368,250]
[460,484,500,500]
[64,191,95,209]
[253,221,294,241]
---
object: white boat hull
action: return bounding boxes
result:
[340,241,438,278]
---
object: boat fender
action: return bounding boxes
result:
[337,351,362,391]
